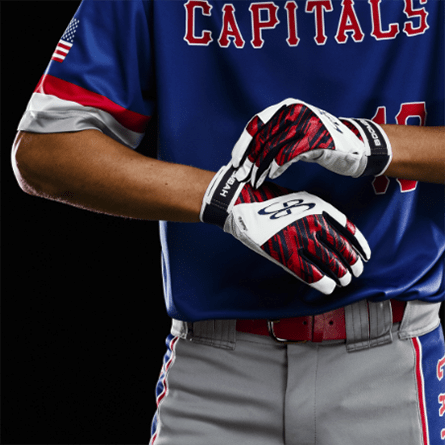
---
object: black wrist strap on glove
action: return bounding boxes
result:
[340,118,392,177]
[200,164,243,228]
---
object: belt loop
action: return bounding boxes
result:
[171,319,192,340]
[345,300,395,352]
[174,319,237,350]
[368,300,393,347]
[345,300,370,352]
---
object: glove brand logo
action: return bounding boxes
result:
[237,216,248,231]
[361,120,382,147]
[258,199,316,220]
[220,172,237,198]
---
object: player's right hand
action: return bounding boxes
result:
[200,164,371,295]
[231,98,392,188]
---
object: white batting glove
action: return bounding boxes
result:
[200,164,371,295]
[231,98,392,188]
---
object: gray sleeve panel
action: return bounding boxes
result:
[17,92,146,149]
[18,109,144,149]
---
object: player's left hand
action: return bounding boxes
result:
[231,98,392,188]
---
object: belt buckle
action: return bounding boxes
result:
[267,320,307,344]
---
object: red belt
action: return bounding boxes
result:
[236,300,406,344]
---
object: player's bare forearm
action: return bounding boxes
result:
[382,125,445,184]
[12,130,215,222]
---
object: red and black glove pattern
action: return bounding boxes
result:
[201,164,371,295]
[231,98,392,188]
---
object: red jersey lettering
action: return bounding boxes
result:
[335,0,365,44]
[249,2,280,48]
[403,0,429,36]
[218,4,245,48]
[369,0,400,40]
[284,1,299,47]
[184,0,213,46]
[438,356,445,381]
[305,0,333,45]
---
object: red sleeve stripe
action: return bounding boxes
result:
[34,74,151,134]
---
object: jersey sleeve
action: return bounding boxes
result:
[17,0,154,149]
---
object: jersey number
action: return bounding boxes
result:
[371,102,426,195]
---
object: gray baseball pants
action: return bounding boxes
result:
[150,301,444,445]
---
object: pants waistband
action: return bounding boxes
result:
[171,300,441,352]
[236,300,406,344]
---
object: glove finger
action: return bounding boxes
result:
[309,275,338,295]
[350,224,371,262]
[232,99,295,168]
[234,158,254,183]
[231,127,255,168]
[287,249,338,295]
[232,99,299,168]
[252,109,304,179]
[268,160,293,180]
[321,211,371,262]
[260,231,340,294]
[280,212,359,286]
[315,224,365,279]
[256,97,301,126]
[300,242,353,287]
[252,142,291,186]
[252,164,272,189]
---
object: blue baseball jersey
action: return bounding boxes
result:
[18,0,444,321]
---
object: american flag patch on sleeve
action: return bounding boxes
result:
[51,18,79,63]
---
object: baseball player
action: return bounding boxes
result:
[12,1,444,444]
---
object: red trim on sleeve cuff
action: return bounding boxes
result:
[34,74,150,133]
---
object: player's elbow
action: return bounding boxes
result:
[11,131,59,198]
